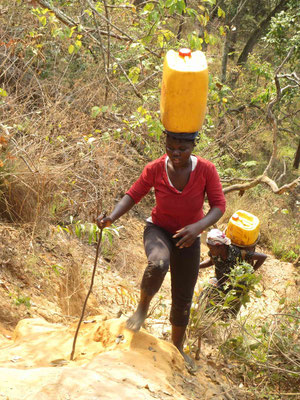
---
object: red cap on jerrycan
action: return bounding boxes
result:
[179,48,192,58]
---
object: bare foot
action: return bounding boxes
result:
[126,308,147,332]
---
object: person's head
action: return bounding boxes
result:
[206,241,226,257]
[206,229,231,257]
[165,133,195,168]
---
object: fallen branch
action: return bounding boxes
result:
[260,175,300,194]
[223,175,299,195]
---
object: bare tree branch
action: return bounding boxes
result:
[86,0,133,41]
[224,47,299,196]
[264,46,295,175]
[277,158,287,184]
[34,0,128,40]
[31,0,144,99]
[223,175,299,195]
[260,175,299,194]
[223,175,264,194]
[102,0,111,104]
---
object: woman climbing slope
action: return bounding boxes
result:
[97,131,226,369]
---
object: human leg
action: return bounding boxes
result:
[169,238,200,366]
[126,223,172,331]
[126,289,154,331]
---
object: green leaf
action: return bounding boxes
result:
[249,342,260,350]
[0,88,7,97]
[84,9,92,17]
[91,106,101,118]
[144,3,154,11]
[176,0,186,14]
[202,0,216,5]
[157,34,164,48]
[279,297,286,304]
[217,7,225,18]
[128,66,140,83]
[40,15,47,26]
[242,160,258,168]
[165,0,174,7]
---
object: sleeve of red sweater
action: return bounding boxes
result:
[205,162,226,214]
[126,162,155,204]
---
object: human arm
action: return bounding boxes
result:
[97,162,154,228]
[199,258,214,269]
[97,194,135,228]
[173,161,225,248]
[250,252,267,271]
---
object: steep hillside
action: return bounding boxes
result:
[0,220,299,400]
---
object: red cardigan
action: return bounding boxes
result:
[126,154,226,234]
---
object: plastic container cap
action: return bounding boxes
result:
[179,48,192,58]
[232,213,239,221]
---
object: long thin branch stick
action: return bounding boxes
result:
[86,0,133,41]
[102,0,111,103]
[264,46,295,174]
[70,227,104,361]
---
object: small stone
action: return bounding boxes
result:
[11,356,22,363]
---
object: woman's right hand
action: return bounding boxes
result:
[96,214,113,229]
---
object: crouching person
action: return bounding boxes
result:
[199,229,267,318]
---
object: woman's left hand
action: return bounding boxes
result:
[173,224,201,248]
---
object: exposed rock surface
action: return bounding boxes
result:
[0,317,234,400]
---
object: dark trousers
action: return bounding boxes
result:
[141,222,200,326]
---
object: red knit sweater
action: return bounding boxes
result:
[126,154,226,234]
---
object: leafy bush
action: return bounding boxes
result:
[187,261,261,358]
[220,302,300,396]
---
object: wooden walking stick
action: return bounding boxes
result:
[70,226,104,361]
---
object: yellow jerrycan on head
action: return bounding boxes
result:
[160,48,208,133]
[226,210,260,247]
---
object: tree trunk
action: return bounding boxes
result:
[221,0,249,83]
[221,33,231,83]
[293,139,300,169]
[176,0,187,40]
[237,0,289,66]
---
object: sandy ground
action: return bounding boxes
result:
[0,223,299,400]
[0,317,237,400]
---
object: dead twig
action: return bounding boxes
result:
[70,226,104,361]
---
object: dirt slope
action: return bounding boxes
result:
[0,222,299,400]
[0,316,238,400]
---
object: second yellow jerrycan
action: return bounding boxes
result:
[226,210,260,247]
[160,48,208,133]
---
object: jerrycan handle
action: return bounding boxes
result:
[179,48,192,58]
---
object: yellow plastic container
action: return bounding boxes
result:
[226,210,260,247]
[160,48,208,133]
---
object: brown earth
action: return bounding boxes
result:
[0,220,299,400]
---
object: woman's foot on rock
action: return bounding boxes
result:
[126,309,147,332]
